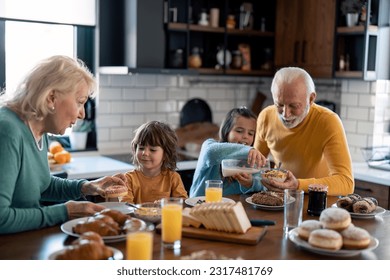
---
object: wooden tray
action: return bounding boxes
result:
[156,225,267,245]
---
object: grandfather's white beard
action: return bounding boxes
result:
[278,103,310,129]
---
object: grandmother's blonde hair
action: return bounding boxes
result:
[4,55,96,121]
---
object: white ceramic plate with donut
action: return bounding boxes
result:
[288,228,379,257]
[245,196,295,211]
[331,203,386,219]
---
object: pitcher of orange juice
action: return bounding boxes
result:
[205,180,223,202]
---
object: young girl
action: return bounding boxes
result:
[122,121,188,204]
[190,107,267,197]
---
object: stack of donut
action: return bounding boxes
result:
[336,194,378,214]
[296,208,372,250]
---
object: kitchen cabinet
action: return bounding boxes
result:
[334,0,390,80]
[275,0,336,78]
[354,179,390,210]
[164,0,276,76]
[99,0,165,70]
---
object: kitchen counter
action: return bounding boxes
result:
[56,155,134,179]
[353,162,390,186]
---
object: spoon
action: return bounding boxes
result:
[125,202,141,209]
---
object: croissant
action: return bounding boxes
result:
[98,209,129,226]
[72,231,104,246]
[73,219,120,236]
[55,240,113,260]
[88,214,121,231]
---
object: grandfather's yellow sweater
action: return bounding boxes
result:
[254,103,354,196]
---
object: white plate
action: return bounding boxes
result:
[61,217,128,243]
[331,203,386,219]
[288,228,379,257]
[48,246,123,260]
[245,196,294,211]
[98,202,133,215]
[185,196,235,207]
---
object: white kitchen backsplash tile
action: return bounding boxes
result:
[97,73,390,161]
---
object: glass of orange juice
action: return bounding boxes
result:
[205,180,223,202]
[161,197,183,249]
[126,231,153,260]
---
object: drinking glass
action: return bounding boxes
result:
[283,189,304,234]
[161,197,183,249]
[205,180,223,202]
[126,231,153,260]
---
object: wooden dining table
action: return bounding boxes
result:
[1,194,389,260]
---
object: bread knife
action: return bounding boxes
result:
[250,219,276,226]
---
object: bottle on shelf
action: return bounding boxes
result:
[339,55,345,71]
[188,47,202,68]
[226,15,236,29]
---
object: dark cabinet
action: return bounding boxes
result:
[99,0,165,69]
[334,0,390,80]
[354,179,390,210]
[165,0,276,76]
[275,0,336,78]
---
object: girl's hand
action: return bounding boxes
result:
[247,148,267,168]
[233,173,253,188]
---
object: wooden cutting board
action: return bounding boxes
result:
[156,225,267,245]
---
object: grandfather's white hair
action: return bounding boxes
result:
[271,67,315,97]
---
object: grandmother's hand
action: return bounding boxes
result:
[65,201,106,219]
[261,170,299,192]
[81,173,127,196]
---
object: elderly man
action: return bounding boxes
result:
[254,67,354,196]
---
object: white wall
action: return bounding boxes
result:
[97,73,390,162]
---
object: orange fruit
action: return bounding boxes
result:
[49,141,64,155]
[54,150,71,164]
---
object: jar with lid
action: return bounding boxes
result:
[226,15,236,29]
[170,49,183,68]
[188,47,202,68]
[231,50,242,69]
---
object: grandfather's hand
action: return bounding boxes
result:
[65,201,106,220]
[261,170,299,192]
[81,173,127,197]
[247,148,267,168]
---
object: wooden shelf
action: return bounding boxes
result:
[189,24,225,33]
[337,25,378,35]
[334,70,363,78]
[167,22,188,31]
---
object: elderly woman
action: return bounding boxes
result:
[0,55,126,234]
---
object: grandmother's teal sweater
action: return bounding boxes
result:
[0,107,85,234]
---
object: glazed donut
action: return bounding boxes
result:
[297,220,323,241]
[352,198,377,214]
[308,229,343,250]
[103,185,128,198]
[336,194,361,211]
[340,226,371,249]
[319,207,351,231]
